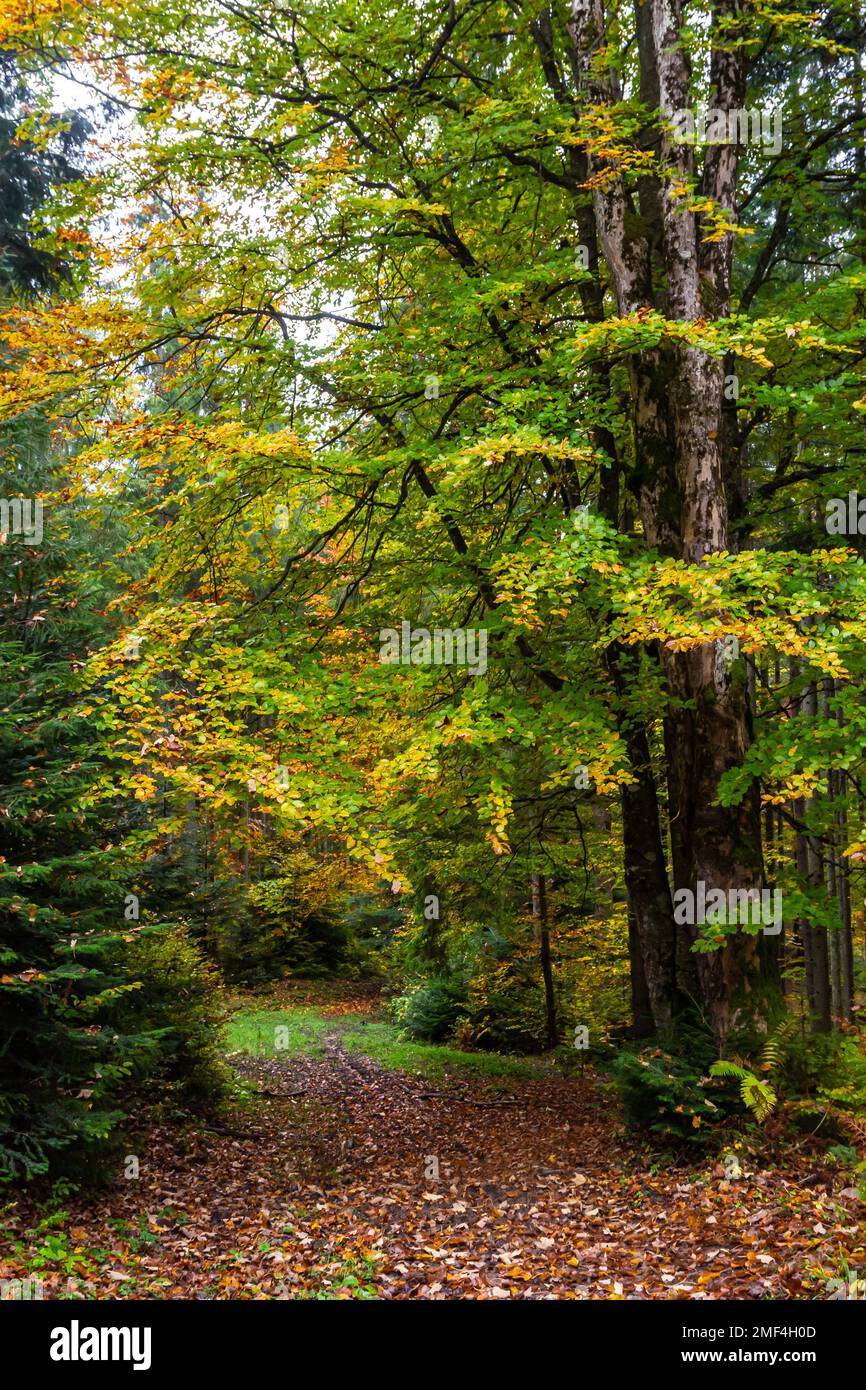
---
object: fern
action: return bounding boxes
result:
[760,1016,797,1073]
[709,1059,778,1122]
[709,1018,797,1123]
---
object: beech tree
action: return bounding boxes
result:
[1,0,865,1046]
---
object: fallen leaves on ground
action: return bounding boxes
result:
[2,1037,863,1300]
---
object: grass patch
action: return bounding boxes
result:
[225,1007,331,1058]
[339,1018,546,1080]
[227,1004,550,1082]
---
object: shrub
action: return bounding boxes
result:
[706,1020,799,1123]
[392,977,468,1042]
[780,1030,866,1108]
[214,852,347,984]
[337,893,401,977]
[395,939,558,1053]
[611,1044,735,1143]
[108,924,231,1108]
[462,956,552,1052]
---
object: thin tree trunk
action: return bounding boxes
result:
[834,690,855,1021]
[822,683,843,1026]
[531,872,558,1049]
[800,682,831,1031]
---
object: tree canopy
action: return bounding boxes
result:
[0,0,865,1312]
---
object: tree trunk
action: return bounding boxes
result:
[568,0,779,1038]
[794,802,831,1033]
[627,903,655,1037]
[834,688,855,1022]
[606,644,678,1029]
[531,872,558,1048]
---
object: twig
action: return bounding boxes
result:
[415,1090,528,1107]
[253,1088,307,1099]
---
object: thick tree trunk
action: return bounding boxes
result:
[663,649,767,1038]
[606,644,678,1029]
[627,903,655,1037]
[568,0,779,1038]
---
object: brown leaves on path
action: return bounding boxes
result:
[2,1039,863,1300]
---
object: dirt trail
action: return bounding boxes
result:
[2,1042,863,1299]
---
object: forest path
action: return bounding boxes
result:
[219,1038,858,1299]
[3,1014,863,1299]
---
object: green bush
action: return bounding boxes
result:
[463,985,551,1052]
[392,977,468,1042]
[394,938,556,1053]
[337,893,401,977]
[780,1030,866,1108]
[462,952,553,1052]
[108,924,231,1108]
[214,853,347,984]
[611,1044,735,1143]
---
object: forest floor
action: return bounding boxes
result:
[2,981,864,1300]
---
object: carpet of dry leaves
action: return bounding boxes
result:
[2,993,864,1300]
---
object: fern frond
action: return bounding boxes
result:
[761,1016,797,1075]
[741,1076,777,1122]
[710,1059,778,1121]
[709,1059,748,1082]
